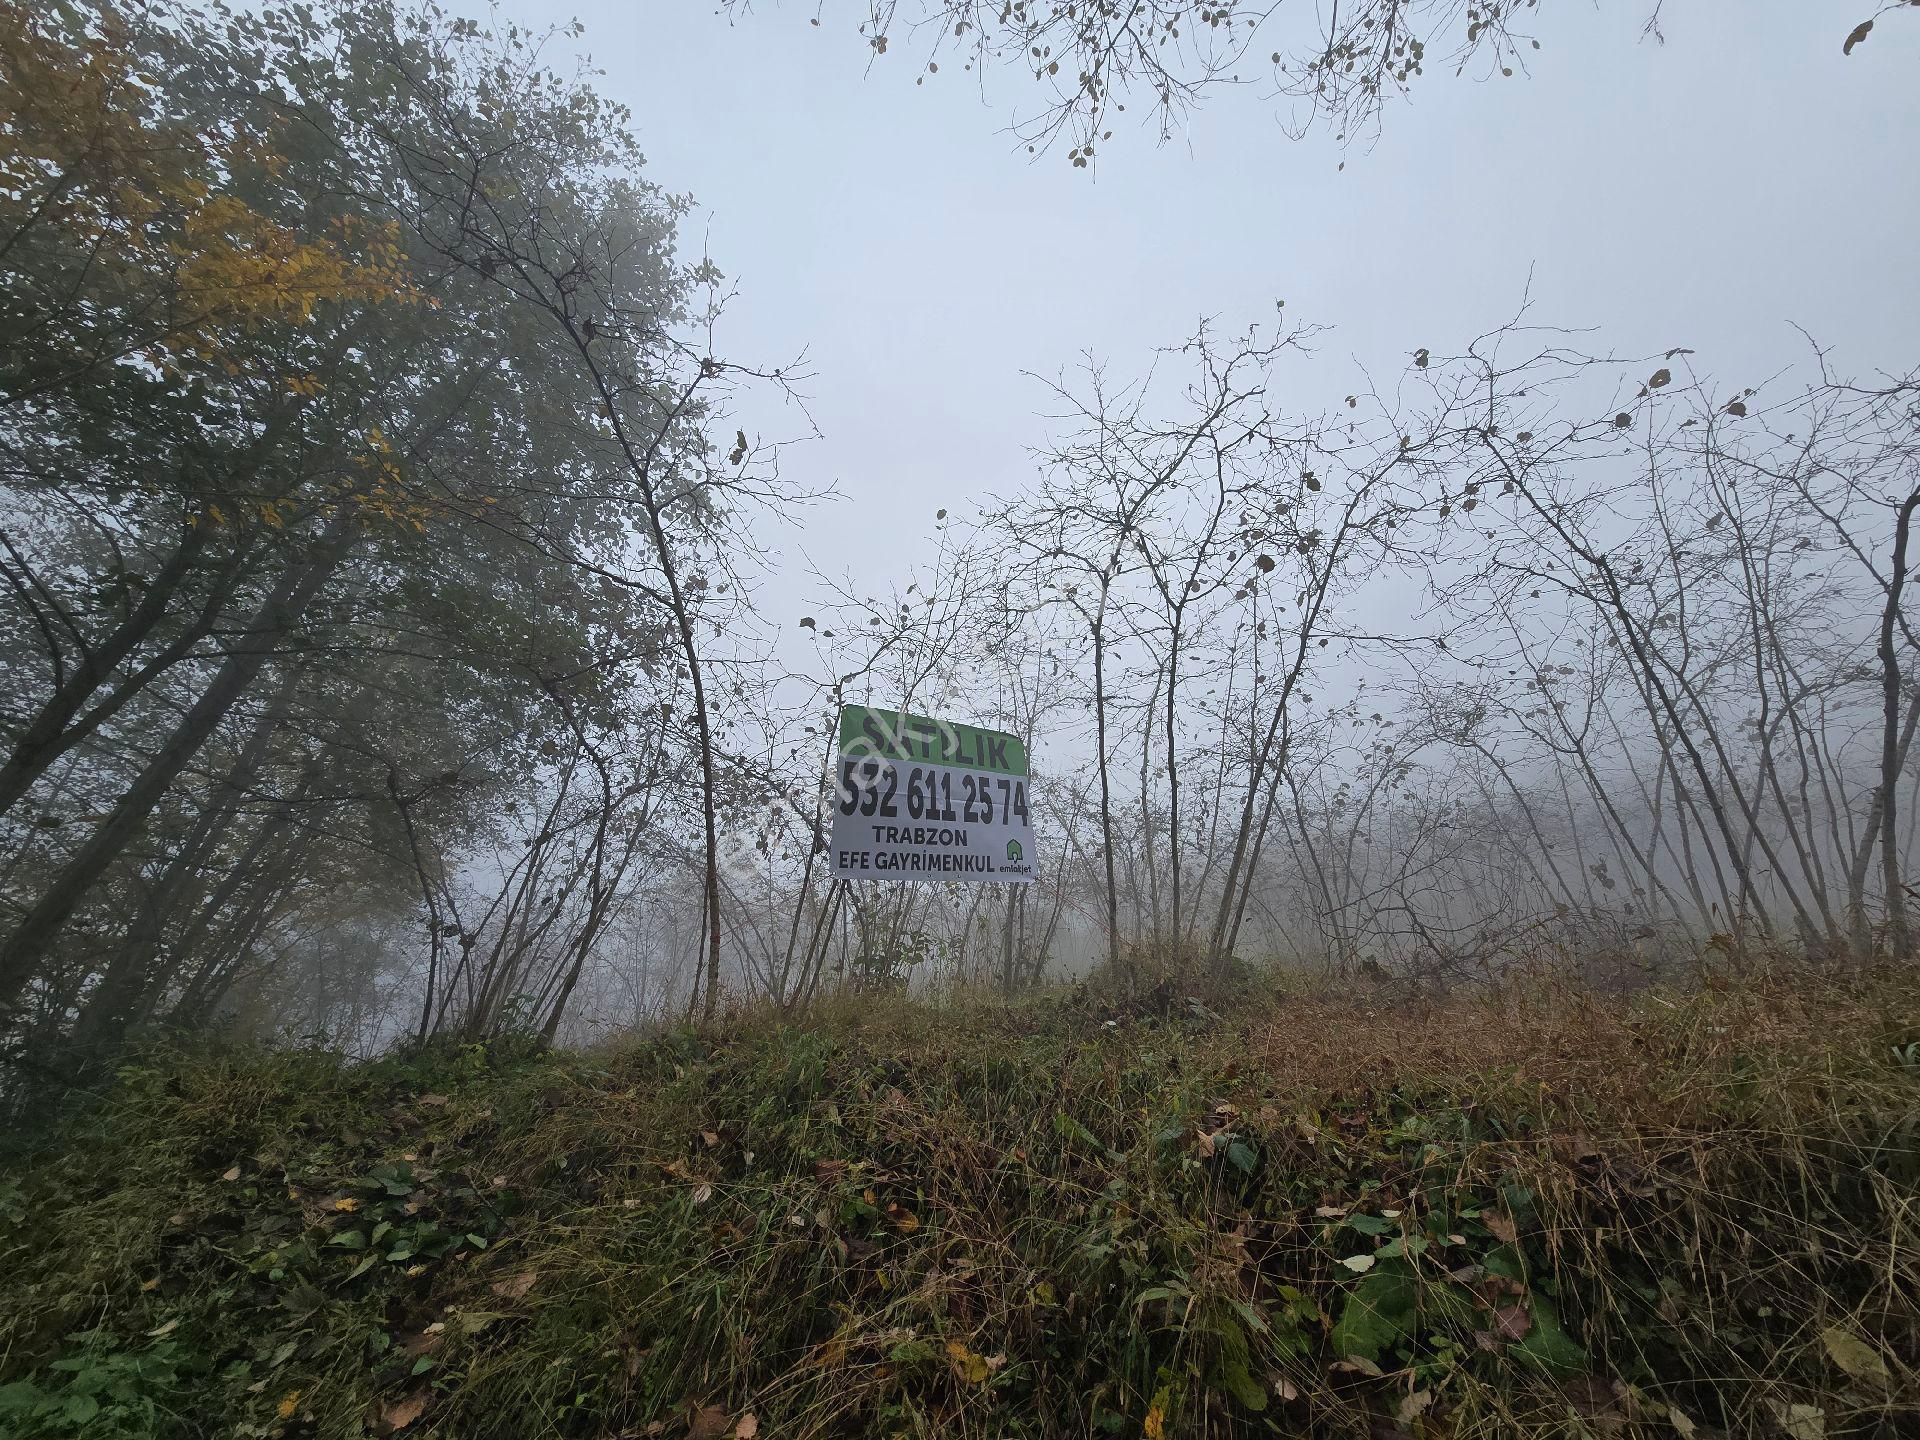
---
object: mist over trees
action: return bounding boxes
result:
[1,0,1916,1101]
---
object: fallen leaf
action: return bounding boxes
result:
[733,1414,759,1439]
[418,1093,450,1107]
[814,1158,847,1182]
[887,1204,920,1234]
[383,1389,430,1432]
[401,1329,444,1358]
[1397,1390,1434,1425]
[692,1183,714,1205]
[1314,1205,1349,1219]
[277,1390,302,1420]
[1560,1374,1618,1416]
[701,1130,721,1149]
[1272,1375,1299,1402]
[1483,1211,1518,1245]
[1767,1401,1826,1440]
[1819,1324,1890,1387]
[221,1166,241,1182]
[140,1276,161,1292]
[1143,1401,1166,1440]
[1339,1253,1376,1273]
[1330,1355,1385,1378]
[1666,1404,1698,1438]
[146,1319,179,1338]
[946,1339,992,1384]
[687,1403,731,1439]
[333,1196,361,1212]
[489,1271,538,1301]
[1493,1303,1533,1341]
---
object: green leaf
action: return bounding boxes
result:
[1332,1261,1417,1361]
[0,1381,47,1416]
[1052,1111,1102,1149]
[1511,1295,1587,1377]
[1344,1214,1393,1236]
[63,1393,101,1425]
[328,1229,367,1251]
[1217,1354,1267,1410]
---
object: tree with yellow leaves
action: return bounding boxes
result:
[0,1,750,1068]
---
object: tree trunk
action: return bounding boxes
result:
[1876,492,1919,959]
[0,515,354,1007]
[0,521,215,821]
[1091,597,1122,988]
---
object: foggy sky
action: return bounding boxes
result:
[451,0,1919,627]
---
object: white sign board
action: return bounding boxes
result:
[829,704,1035,884]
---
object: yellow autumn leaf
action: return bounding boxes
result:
[332,1196,359,1212]
[276,1390,301,1420]
[944,1340,991,1385]
[1144,1401,1166,1440]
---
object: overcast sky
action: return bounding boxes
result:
[453,0,1919,611]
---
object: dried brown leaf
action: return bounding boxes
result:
[382,1389,430,1432]
[489,1270,538,1301]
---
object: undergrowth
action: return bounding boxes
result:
[0,968,1915,1439]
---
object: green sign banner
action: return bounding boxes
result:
[829,705,1035,884]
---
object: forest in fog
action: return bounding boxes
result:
[3,0,1917,1085]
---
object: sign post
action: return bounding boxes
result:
[828,704,1035,883]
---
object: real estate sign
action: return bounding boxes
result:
[828,704,1035,884]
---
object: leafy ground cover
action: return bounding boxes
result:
[1,968,1915,1439]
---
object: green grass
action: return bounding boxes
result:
[1,969,1916,1438]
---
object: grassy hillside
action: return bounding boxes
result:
[1,970,1916,1439]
